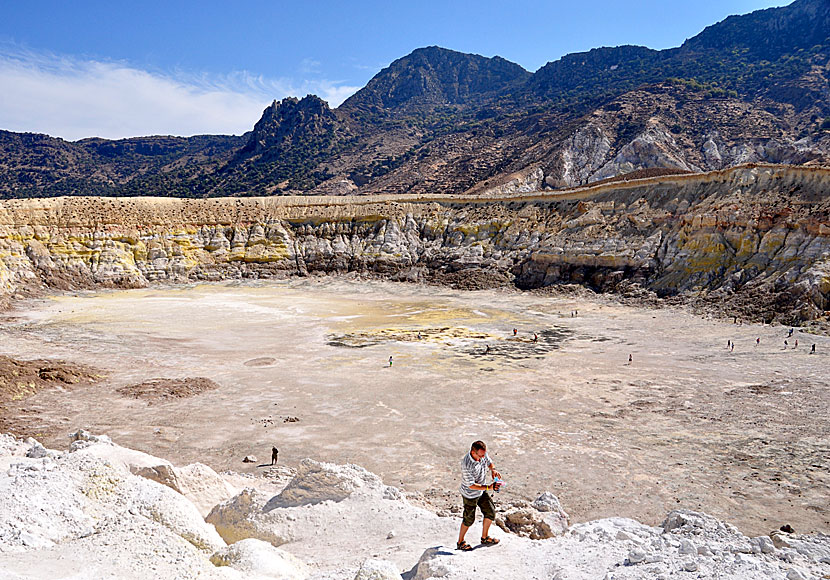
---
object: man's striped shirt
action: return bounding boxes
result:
[460,451,492,499]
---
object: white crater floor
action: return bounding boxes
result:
[0,277,827,536]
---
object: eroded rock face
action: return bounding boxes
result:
[0,164,828,324]
[0,436,224,555]
[588,122,701,183]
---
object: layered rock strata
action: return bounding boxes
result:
[0,164,828,323]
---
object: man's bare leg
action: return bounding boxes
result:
[481,518,493,539]
[458,523,470,544]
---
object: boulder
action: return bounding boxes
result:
[24,438,49,459]
[751,535,776,554]
[210,538,308,579]
[264,458,397,509]
[70,430,183,493]
[207,487,285,546]
[353,558,400,580]
[627,547,647,564]
[206,459,457,574]
[117,474,225,553]
[495,500,559,539]
[530,491,570,534]
[176,462,238,517]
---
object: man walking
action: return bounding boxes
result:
[457,440,501,551]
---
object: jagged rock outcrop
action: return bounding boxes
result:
[0,165,828,323]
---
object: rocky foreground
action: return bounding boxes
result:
[0,164,829,325]
[1,431,828,580]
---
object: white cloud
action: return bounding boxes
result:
[0,47,361,141]
[299,57,322,74]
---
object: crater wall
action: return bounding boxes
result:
[1,164,828,322]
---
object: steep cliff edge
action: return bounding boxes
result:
[1,164,828,323]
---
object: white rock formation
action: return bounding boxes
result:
[210,538,309,579]
[353,558,401,580]
[206,458,456,574]
[177,462,240,517]
[558,123,613,187]
[1,432,829,580]
[589,122,701,183]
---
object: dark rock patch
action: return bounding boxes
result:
[117,377,220,404]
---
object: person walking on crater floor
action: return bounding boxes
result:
[271,447,279,465]
[457,440,501,551]
[388,356,393,367]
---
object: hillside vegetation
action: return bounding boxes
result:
[0,0,828,199]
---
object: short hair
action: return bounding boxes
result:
[471,440,487,452]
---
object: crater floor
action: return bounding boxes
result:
[0,277,827,536]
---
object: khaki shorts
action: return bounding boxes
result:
[462,491,496,527]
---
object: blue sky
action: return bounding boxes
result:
[0,0,789,140]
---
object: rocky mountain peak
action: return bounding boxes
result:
[681,0,830,57]
[339,45,530,113]
[242,95,339,155]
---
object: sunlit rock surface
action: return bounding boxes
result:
[0,432,828,579]
[1,165,827,323]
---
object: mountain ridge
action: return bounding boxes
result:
[0,0,828,199]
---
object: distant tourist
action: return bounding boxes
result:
[628,354,633,363]
[513,328,517,336]
[756,337,760,346]
[271,447,279,465]
[485,345,490,354]
[533,333,538,343]
[457,440,501,551]
[811,344,816,354]
[389,356,393,367]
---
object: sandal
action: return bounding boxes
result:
[480,536,500,545]
[456,540,473,551]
